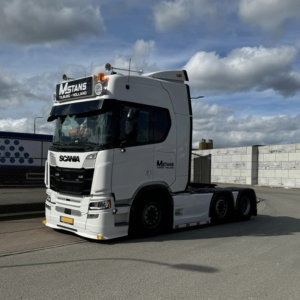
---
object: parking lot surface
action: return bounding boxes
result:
[1,185,300,300]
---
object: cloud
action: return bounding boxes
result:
[0,117,53,135]
[153,0,216,32]
[183,46,300,97]
[192,102,300,148]
[152,0,240,32]
[0,0,105,45]
[0,70,48,109]
[90,39,157,74]
[239,0,300,34]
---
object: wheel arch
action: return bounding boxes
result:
[129,184,174,230]
[235,188,257,216]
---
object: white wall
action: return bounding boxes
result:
[258,144,300,188]
[192,143,300,188]
[192,146,258,185]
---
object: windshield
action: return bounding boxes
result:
[52,110,112,147]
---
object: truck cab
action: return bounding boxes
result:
[44,67,257,240]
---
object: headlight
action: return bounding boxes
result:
[46,194,51,202]
[89,200,111,210]
[95,83,103,96]
[86,153,97,160]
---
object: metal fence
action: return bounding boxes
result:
[0,134,52,214]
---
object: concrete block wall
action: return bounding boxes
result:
[258,144,300,188]
[192,146,258,185]
[191,143,300,188]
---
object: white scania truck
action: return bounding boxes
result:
[44,65,257,240]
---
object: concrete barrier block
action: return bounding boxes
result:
[258,155,264,162]
[296,161,300,170]
[218,176,227,183]
[259,162,281,169]
[269,178,283,186]
[246,177,252,185]
[275,153,289,162]
[213,156,223,162]
[264,154,276,161]
[246,162,252,170]
[241,155,252,162]
[247,147,252,154]
[227,177,246,184]
[213,162,227,169]
[259,146,270,154]
[222,169,231,176]
[232,155,242,162]
[283,144,296,153]
[270,145,283,153]
[275,170,289,178]
[222,155,232,162]
[282,161,296,169]
[258,170,264,178]
[229,162,247,169]
[228,147,247,155]
[213,169,222,176]
[240,170,251,177]
[289,153,300,161]
[231,169,241,176]
[211,176,218,182]
[258,178,269,185]
[282,178,296,187]
[264,170,276,178]
[296,144,300,153]
[288,170,300,179]
[296,179,300,187]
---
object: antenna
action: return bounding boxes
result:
[191,96,205,99]
[128,58,131,82]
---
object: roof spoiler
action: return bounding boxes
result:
[143,70,189,82]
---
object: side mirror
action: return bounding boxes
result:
[127,108,140,120]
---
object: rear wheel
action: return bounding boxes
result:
[130,192,166,237]
[236,193,253,221]
[211,194,233,224]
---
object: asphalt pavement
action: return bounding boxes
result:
[1,185,300,300]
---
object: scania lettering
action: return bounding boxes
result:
[44,66,257,240]
[59,156,80,162]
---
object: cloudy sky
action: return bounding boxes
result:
[0,0,300,148]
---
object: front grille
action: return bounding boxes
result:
[50,166,94,195]
[56,206,81,216]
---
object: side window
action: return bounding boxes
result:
[118,105,153,146]
[153,108,171,143]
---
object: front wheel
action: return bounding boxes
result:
[130,192,166,237]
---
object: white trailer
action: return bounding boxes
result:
[44,65,257,240]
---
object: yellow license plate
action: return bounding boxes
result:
[60,216,74,225]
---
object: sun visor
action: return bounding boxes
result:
[48,100,104,121]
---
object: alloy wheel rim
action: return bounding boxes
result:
[142,203,161,228]
[215,198,228,218]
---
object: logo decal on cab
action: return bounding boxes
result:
[59,155,80,162]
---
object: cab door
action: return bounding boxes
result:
[112,103,154,201]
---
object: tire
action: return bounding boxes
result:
[211,194,233,224]
[129,192,167,237]
[236,193,253,221]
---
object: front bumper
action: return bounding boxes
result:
[45,189,129,240]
